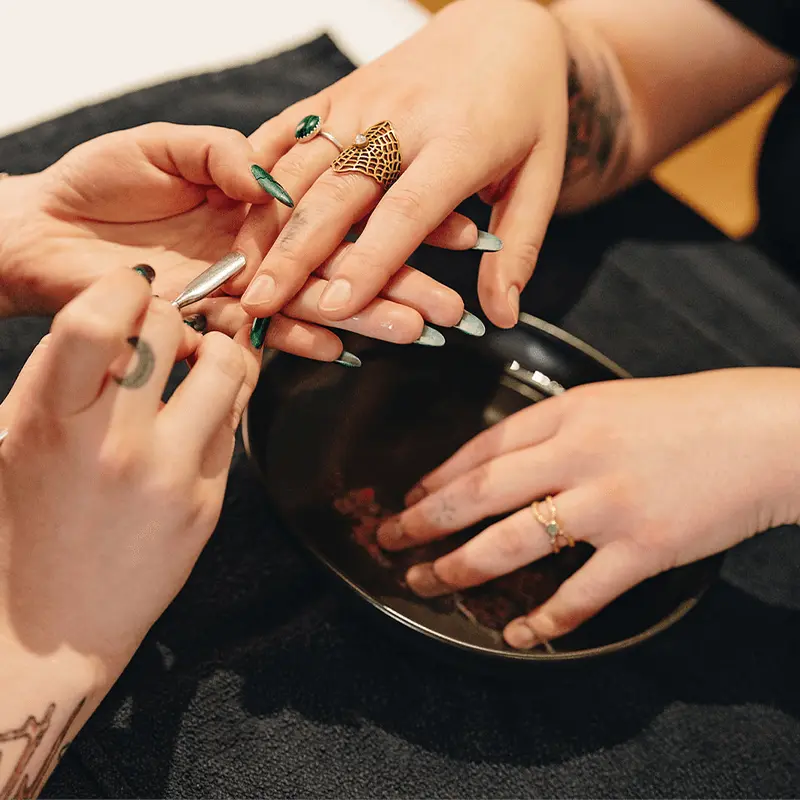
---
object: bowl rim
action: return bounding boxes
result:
[242,313,714,663]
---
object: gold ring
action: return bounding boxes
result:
[331,121,402,190]
[531,495,575,554]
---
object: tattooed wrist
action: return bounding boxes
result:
[559,23,632,200]
[0,699,85,800]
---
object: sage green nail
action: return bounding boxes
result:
[183,314,207,333]
[250,165,294,208]
[415,325,445,347]
[334,351,361,368]
[250,317,271,350]
[472,231,503,253]
[454,311,485,337]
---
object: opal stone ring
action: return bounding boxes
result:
[294,115,344,153]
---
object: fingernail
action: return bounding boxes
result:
[183,313,207,333]
[132,264,156,284]
[318,279,352,313]
[250,317,271,350]
[504,619,538,650]
[405,484,428,507]
[334,350,361,368]
[507,285,520,324]
[377,517,409,550]
[250,165,294,208]
[406,562,452,598]
[472,231,503,252]
[242,274,276,307]
[414,325,445,347]
[454,311,485,337]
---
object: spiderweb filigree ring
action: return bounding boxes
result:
[330,121,402,191]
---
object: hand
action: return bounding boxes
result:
[234,0,568,329]
[376,369,800,649]
[0,268,259,678]
[0,124,455,359]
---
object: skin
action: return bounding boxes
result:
[0,123,465,360]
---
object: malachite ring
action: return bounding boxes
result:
[531,495,575,554]
[294,115,344,153]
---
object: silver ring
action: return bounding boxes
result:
[294,114,344,153]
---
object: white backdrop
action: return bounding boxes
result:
[0,0,429,138]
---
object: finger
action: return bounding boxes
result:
[377,441,567,551]
[101,298,191,422]
[478,143,564,329]
[38,269,153,417]
[159,331,248,463]
[238,168,380,316]
[405,487,591,598]
[404,399,564,507]
[284,276,426,345]
[422,212,480,250]
[135,123,273,206]
[315,244,465,328]
[503,539,660,649]
[0,335,52,425]
[316,141,486,320]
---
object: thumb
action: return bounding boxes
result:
[478,143,564,329]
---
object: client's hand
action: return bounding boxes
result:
[0,267,257,674]
[235,0,569,329]
[376,370,800,649]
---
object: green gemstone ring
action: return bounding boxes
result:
[294,114,344,153]
[531,495,575,554]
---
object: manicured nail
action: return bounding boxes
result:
[132,264,156,284]
[507,285,520,324]
[405,484,428,507]
[242,274,276,307]
[377,517,409,550]
[250,317,271,350]
[454,311,485,337]
[414,325,445,347]
[183,313,207,333]
[334,350,361,368]
[406,562,452,598]
[472,231,503,252]
[318,279,352,313]
[504,619,538,650]
[250,165,294,208]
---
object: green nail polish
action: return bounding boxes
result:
[334,351,361,368]
[250,317,271,350]
[183,314,207,333]
[132,264,155,284]
[295,114,322,142]
[250,165,294,208]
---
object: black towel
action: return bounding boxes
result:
[1,35,798,800]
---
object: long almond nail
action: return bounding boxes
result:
[250,317,271,350]
[334,351,361,368]
[242,274,276,307]
[454,311,485,337]
[377,517,408,549]
[250,165,294,208]
[406,562,452,598]
[414,325,445,347]
[472,231,503,252]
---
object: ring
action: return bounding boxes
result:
[531,495,575,554]
[331,121,402,191]
[294,115,344,153]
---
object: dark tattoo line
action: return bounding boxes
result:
[563,44,630,190]
[0,698,86,800]
[114,337,155,390]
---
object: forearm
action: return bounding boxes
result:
[550,0,797,212]
[0,639,102,799]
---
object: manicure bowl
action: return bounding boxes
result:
[242,313,721,667]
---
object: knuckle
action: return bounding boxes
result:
[275,152,307,182]
[96,440,144,484]
[507,239,542,278]
[52,306,119,350]
[494,516,533,562]
[203,333,247,384]
[461,463,492,507]
[316,171,363,208]
[383,187,426,224]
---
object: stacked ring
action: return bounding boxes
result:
[531,495,575,554]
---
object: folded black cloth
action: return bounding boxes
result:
[1,35,799,800]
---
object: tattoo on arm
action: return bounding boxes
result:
[562,38,631,193]
[0,699,85,800]
[114,336,155,390]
